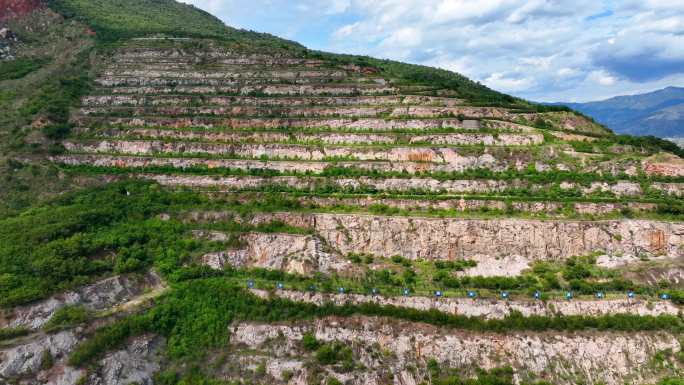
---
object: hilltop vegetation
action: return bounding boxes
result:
[48,0,307,51]
[47,0,229,41]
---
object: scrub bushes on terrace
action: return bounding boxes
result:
[0,58,49,81]
[0,180,206,307]
[68,277,684,369]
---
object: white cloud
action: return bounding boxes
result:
[334,22,359,38]
[557,67,581,78]
[589,70,618,86]
[180,0,684,102]
[380,27,422,49]
[326,0,351,14]
[484,72,535,92]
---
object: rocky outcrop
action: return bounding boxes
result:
[76,116,469,131]
[310,214,683,261]
[195,231,349,275]
[0,272,163,330]
[86,334,164,385]
[0,330,79,380]
[643,153,684,177]
[251,289,681,319]
[144,174,684,198]
[81,95,467,108]
[184,212,684,275]
[63,140,531,169]
[36,37,683,385]
[0,27,18,60]
[91,128,543,146]
[288,195,659,217]
[0,332,163,385]
[80,104,544,122]
[201,212,684,262]
[105,83,397,96]
[232,317,681,385]
[53,153,523,174]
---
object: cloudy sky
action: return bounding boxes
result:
[180,0,684,102]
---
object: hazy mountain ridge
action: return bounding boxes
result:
[556,86,684,138]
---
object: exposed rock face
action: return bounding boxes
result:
[643,153,684,177]
[63,140,535,172]
[89,127,542,147]
[0,26,18,60]
[309,214,683,261]
[43,365,85,385]
[251,289,680,319]
[54,153,524,174]
[0,333,164,385]
[0,27,17,40]
[86,335,164,385]
[460,254,532,276]
[81,95,466,108]
[191,211,684,262]
[0,331,79,380]
[0,272,163,330]
[195,231,349,275]
[144,174,684,199]
[232,317,681,385]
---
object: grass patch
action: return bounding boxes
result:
[0,58,48,81]
[0,327,30,341]
[44,305,92,331]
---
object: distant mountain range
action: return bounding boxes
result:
[553,86,684,139]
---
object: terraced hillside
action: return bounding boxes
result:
[2,2,684,385]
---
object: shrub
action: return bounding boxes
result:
[315,342,353,366]
[302,332,320,351]
[40,350,55,370]
[44,305,92,331]
[0,327,30,341]
[0,58,48,81]
[68,315,151,367]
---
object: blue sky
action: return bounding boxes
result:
[181,0,684,102]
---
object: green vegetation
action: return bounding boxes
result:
[314,341,353,367]
[68,313,150,366]
[20,62,92,140]
[60,161,684,185]
[0,58,48,81]
[40,350,55,371]
[326,53,515,107]
[0,327,30,341]
[0,9,96,217]
[568,134,684,158]
[0,180,206,307]
[614,134,684,159]
[427,365,551,385]
[227,254,668,301]
[48,0,229,42]
[44,305,92,331]
[68,277,684,370]
[0,3,682,384]
[1,179,681,311]
[47,0,306,54]
[302,332,321,351]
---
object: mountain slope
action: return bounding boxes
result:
[560,86,684,138]
[1,2,684,385]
